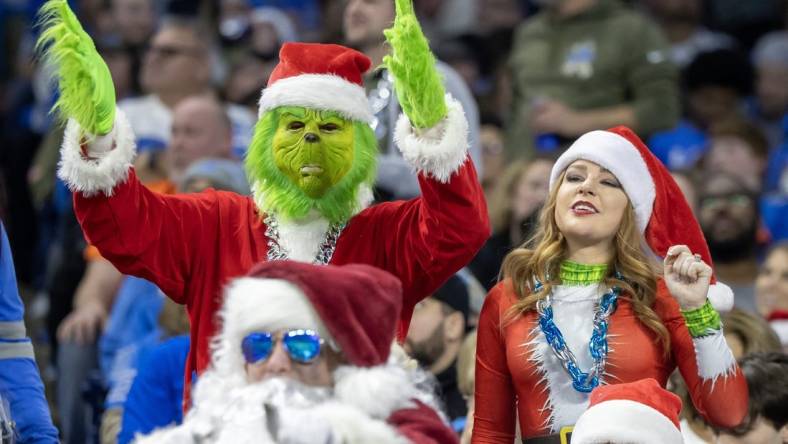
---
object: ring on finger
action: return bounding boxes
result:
[693,254,702,262]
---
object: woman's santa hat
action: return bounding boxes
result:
[257,42,374,123]
[571,378,683,444]
[550,126,734,311]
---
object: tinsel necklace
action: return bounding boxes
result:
[534,272,622,393]
[264,214,344,265]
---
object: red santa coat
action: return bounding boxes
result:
[65,101,489,395]
[473,280,748,442]
[390,401,460,444]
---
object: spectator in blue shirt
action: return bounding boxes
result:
[117,335,189,444]
[0,221,59,443]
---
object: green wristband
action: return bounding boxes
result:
[681,300,722,338]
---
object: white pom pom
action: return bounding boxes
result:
[707,282,734,312]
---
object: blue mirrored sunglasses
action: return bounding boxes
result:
[241,329,323,364]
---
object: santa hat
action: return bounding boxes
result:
[549,126,734,311]
[257,42,374,123]
[571,378,683,444]
[221,260,402,368]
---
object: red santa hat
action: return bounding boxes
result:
[549,126,734,311]
[220,260,402,368]
[571,378,683,444]
[257,42,374,123]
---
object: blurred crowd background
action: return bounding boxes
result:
[0,0,787,443]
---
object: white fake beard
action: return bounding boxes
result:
[186,377,333,441]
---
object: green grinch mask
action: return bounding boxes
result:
[272,108,355,198]
[245,106,378,224]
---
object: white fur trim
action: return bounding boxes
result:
[394,94,470,183]
[302,402,408,444]
[770,319,788,347]
[549,130,656,233]
[276,213,330,262]
[258,74,373,123]
[333,364,419,419]
[523,285,602,431]
[707,282,734,312]
[57,109,136,197]
[356,185,374,210]
[693,330,737,384]
[572,399,682,444]
[215,278,331,379]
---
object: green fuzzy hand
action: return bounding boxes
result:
[37,0,116,135]
[382,0,447,130]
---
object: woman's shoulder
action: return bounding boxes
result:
[485,279,525,311]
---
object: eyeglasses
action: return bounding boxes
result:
[699,192,754,211]
[145,44,204,59]
[241,329,324,364]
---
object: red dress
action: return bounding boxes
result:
[472,280,748,442]
[72,159,489,393]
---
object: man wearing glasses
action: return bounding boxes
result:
[121,17,254,158]
[135,260,458,444]
[698,172,761,313]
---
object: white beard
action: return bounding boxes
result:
[133,376,407,444]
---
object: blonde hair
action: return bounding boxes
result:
[501,170,671,354]
[722,308,782,356]
[488,160,531,233]
[487,157,555,234]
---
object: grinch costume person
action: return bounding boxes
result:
[37,0,489,400]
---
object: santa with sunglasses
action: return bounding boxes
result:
[134,260,457,444]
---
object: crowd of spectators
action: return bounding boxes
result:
[0,0,786,442]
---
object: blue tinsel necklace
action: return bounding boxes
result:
[535,262,621,393]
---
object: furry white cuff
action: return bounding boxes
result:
[58,108,136,197]
[394,94,470,183]
[693,329,737,383]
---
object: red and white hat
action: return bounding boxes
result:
[550,126,734,311]
[257,42,374,123]
[220,260,403,369]
[571,378,683,444]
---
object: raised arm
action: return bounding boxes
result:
[658,246,748,428]
[371,0,489,322]
[37,1,224,303]
[656,283,748,428]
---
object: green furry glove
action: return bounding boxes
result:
[383,0,447,130]
[37,0,116,136]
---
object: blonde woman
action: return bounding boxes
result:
[471,158,554,290]
[473,127,748,443]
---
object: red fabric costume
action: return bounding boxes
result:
[73,159,488,391]
[473,280,749,442]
